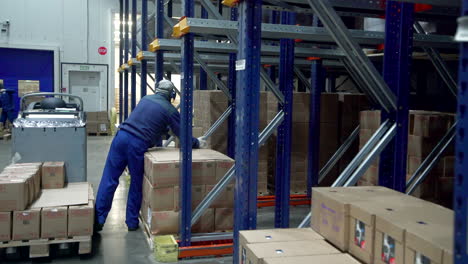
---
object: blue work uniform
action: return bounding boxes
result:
[0,89,16,126]
[95,93,200,228]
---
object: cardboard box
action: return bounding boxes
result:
[311,186,404,251]
[214,208,233,231]
[86,112,99,121]
[12,208,41,240]
[192,161,216,185]
[144,156,180,187]
[239,228,323,262]
[42,162,65,189]
[263,254,361,264]
[41,206,67,238]
[98,111,109,121]
[192,208,215,233]
[0,212,11,241]
[360,110,381,130]
[206,184,234,208]
[244,240,340,264]
[68,201,94,236]
[143,177,175,211]
[412,112,454,138]
[215,160,234,181]
[0,178,28,211]
[146,210,179,235]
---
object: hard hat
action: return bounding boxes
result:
[155,80,177,100]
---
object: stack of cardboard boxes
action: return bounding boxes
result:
[86,111,111,135]
[407,111,455,206]
[358,110,455,206]
[239,227,361,263]
[0,162,94,243]
[310,186,453,264]
[141,148,235,235]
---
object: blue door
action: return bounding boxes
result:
[0,48,54,112]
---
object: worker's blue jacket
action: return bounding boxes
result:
[119,93,199,148]
[0,89,15,111]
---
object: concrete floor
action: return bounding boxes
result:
[0,136,310,263]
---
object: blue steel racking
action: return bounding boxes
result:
[118,0,463,262]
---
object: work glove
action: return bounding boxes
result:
[197,137,208,149]
[0,89,5,93]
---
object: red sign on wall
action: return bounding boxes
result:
[98,47,107,55]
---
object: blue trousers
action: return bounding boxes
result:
[0,110,16,126]
[95,130,148,228]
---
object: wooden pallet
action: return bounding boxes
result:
[87,132,110,136]
[0,133,11,140]
[0,236,92,258]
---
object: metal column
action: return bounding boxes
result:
[124,0,130,120]
[119,0,124,123]
[268,11,278,83]
[275,11,295,228]
[199,7,208,90]
[179,0,195,247]
[228,8,238,159]
[378,1,414,192]
[155,0,164,82]
[454,3,468,263]
[307,60,325,197]
[234,1,262,263]
[131,0,137,110]
[141,0,148,98]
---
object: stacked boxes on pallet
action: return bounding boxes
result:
[358,110,455,206]
[141,148,235,235]
[0,162,94,242]
[310,186,454,264]
[86,111,111,135]
[239,228,361,264]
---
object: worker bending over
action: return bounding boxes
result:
[95,80,206,231]
[0,83,17,129]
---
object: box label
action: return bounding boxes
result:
[382,233,396,264]
[354,219,366,249]
[241,247,246,264]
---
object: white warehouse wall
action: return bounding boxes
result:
[0,0,118,110]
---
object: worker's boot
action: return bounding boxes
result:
[94,214,104,233]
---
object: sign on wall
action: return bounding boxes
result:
[98,47,107,55]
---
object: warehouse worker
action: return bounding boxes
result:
[0,83,17,129]
[95,79,206,232]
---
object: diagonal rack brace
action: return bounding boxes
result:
[305,0,396,113]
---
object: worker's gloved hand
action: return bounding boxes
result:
[0,89,5,93]
[197,137,208,149]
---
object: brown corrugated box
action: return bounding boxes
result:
[145,210,179,235]
[12,208,41,240]
[0,177,28,211]
[372,201,452,264]
[245,240,340,264]
[239,228,323,264]
[403,208,453,264]
[192,208,215,233]
[143,177,175,211]
[206,184,234,208]
[311,186,404,251]
[97,111,109,121]
[68,201,94,236]
[348,196,433,264]
[214,208,233,231]
[263,253,361,264]
[41,206,67,239]
[42,162,65,189]
[0,212,11,241]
